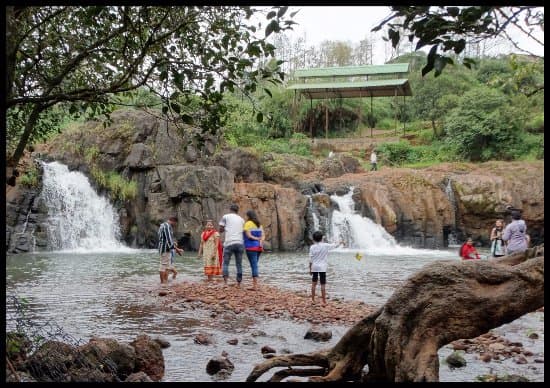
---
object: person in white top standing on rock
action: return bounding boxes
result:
[309,231,344,306]
[219,204,245,286]
[370,149,378,171]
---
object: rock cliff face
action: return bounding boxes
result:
[7,109,544,253]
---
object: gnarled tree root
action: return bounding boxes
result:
[247,247,544,382]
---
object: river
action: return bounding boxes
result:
[5,248,544,382]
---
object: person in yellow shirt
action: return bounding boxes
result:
[243,209,264,290]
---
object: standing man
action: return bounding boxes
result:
[219,204,245,286]
[370,149,378,171]
[158,216,182,284]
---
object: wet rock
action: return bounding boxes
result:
[500,374,529,382]
[528,332,539,339]
[261,345,276,354]
[280,348,293,354]
[227,338,238,345]
[488,342,506,352]
[6,331,32,367]
[129,334,164,381]
[158,291,168,296]
[304,328,332,342]
[251,330,267,337]
[508,341,523,347]
[153,337,171,349]
[451,341,468,351]
[206,356,234,376]
[263,353,275,359]
[79,337,136,380]
[6,370,37,382]
[124,371,153,382]
[242,338,257,345]
[194,333,214,345]
[534,358,544,363]
[514,356,528,364]
[480,353,492,362]
[445,352,467,368]
[522,350,533,356]
[221,351,229,358]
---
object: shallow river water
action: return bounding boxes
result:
[5,248,544,382]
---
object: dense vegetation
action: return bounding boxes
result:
[220,52,544,166]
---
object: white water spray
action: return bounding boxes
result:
[329,188,446,256]
[41,161,133,253]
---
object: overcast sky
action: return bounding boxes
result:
[279,6,544,65]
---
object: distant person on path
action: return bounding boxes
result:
[309,231,344,306]
[197,219,222,282]
[489,219,506,258]
[219,204,245,286]
[370,149,377,171]
[502,210,529,255]
[243,209,264,290]
[459,237,481,260]
[158,216,183,284]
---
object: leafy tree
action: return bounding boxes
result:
[6,5,296,175]
[372,6,544,77]
[444,86,525,161]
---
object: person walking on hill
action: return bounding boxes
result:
[219,204,245,286]
[158,216,183,284]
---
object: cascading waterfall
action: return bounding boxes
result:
[40,161,131,252]
[307,195,320,231]
[329,188,398,251]
[328,188,445,256]
[444,178,459,246]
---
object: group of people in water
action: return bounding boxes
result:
[158,205,531,305]
[459,209,530,260]
[157,204,265,290]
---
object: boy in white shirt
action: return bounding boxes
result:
[309,231,344,306]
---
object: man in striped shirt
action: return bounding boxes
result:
[158,216,182,284]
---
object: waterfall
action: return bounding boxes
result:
[307,196,320,231]
[328,188,445,256]
[40,161,131,252]
[329,188,398,251]
[444,178,459,246]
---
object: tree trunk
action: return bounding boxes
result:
[8,103,44,170]
[247,246,544,382]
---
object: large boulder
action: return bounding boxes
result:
[129,334,164,382]
[78,337,136,380]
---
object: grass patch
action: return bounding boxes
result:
[90,167,137,201]
[19,165,40,188]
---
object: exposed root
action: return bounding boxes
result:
[269,367,327,382]
[246,351,330,382]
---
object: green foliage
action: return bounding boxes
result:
[90,167,137,201]
[444,87,526,161]
[84,146,101,164]
[6,6,296,168]
[524,113,544,133]
[373,6,543,77]
[19,165,40,188]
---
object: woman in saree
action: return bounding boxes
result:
[197,219,222,281]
